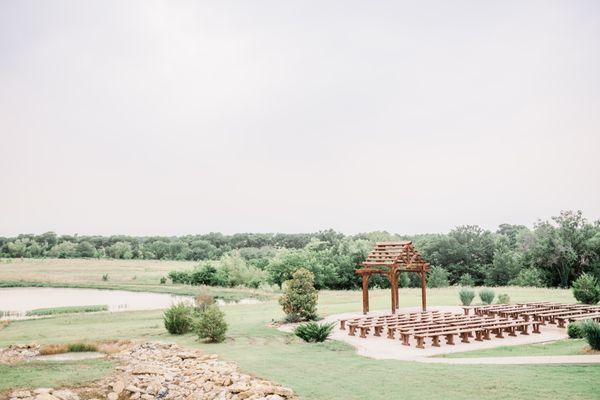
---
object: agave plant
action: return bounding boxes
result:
[294,321,336,343]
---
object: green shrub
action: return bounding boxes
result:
[163,303,193,335]
[479,288,495,304]
[509,268,544,287]
[279,268,318,322]
[194,305,228,343]
[294,321,335,342]
[572,273,600,305]
[168,270,191,284]
[567,321,585,339]
[160,276,167,284]
[68,343,98,352]
[497,293,510,304]
[458,288,475,306]
[101,273,109,281]
[458,273,475,287]
[582,320,600,350]
[427,266,450,288]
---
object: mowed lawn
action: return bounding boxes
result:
[2,282,599,399]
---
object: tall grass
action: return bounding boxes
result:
[26,305,108,316]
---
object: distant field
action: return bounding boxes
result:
[0,258,271,301]
[0,258,194,285]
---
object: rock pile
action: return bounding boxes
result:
[0,344,40,364]
[6,342,297,400]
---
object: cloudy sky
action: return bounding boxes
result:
[1,1,599,236]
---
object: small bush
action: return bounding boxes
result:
[479,288,495,304]
[160,276,167,284]
[279,268,318,322]
[168,270,191,284]
[101,273,109,281]
[163,303,193,335]
[458,273,475,287]
[567,321,585,339]
[572,273,600,305]
[294,321,335,342]
[582,320,600,350]
[194,294,215,312]
[497,294,510,304]
[194,305,228,343]
[427,266,450,288]
[459,288,475,306]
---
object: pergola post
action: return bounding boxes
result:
[420,269,427,312]
[396,271,401,310]
[361,273,370,314]
[389,269,398,314]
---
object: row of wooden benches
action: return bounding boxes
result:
[341,312,542,348]
[464,302,600,327]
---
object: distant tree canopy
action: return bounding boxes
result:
[1,210,599,290]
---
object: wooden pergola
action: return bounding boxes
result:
[356,241,430,314]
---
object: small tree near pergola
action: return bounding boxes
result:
[356,242,430,314]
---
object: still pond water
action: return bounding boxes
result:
[0,287,194,319]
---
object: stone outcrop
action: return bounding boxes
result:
[5,342,297,400]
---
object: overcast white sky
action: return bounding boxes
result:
[1,1,599,236]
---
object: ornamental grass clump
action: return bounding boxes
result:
[572,273,600,305]
[294,321,336,343]
[582,320,600,350]
[163,302,193,335]
[194,304,228,343]
[459,288,475,306]
[279,268,318,323]
[497,293,510,304]
[479,288,495,304]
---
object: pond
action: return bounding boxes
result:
[0,287,194,319]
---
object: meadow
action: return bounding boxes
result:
[1,258,599,400]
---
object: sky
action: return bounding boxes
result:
[1,1,599,236]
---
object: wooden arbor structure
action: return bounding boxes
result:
[356,242,430,314]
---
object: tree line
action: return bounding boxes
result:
[1,210,599,289]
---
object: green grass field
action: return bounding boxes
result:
[1,259,598,400]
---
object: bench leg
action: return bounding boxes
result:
[416,337,425,349]
[360,327,367,338]
[494,328,504,338]
[533,323,541,334]
[483,330,491,340]
[520,325,529,335]
[460,332,470,343]
[374,326,381,337]
[349,326,356,336]
[431,335,440,347]
[508,326,517,337]
[475,331,483,341]
[557,319,565,328]
[445,334,455,345]
[387,328,395,339]
[401,333,410,346]
[340,321,346,330]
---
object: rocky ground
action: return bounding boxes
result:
[3,342,298,400]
